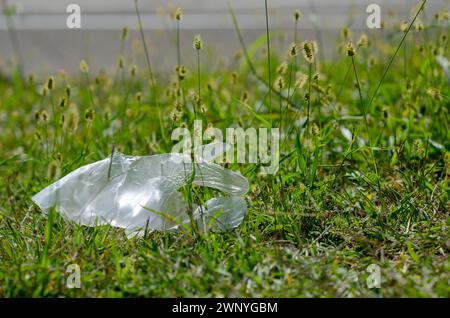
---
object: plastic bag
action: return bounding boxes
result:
[32,143,249,238]
[436,55,450,83]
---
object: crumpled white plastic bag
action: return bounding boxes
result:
[436,55,450,83]
[32,143,249,238]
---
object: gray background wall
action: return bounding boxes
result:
[0,0,448,76]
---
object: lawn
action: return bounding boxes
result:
[0,1,449,297]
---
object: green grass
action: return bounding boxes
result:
[0,2,449,297]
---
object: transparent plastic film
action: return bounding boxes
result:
[32,143,249,238]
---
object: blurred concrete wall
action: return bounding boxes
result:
[0,0,448,76]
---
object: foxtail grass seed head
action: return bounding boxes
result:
[400,21,408,33]
[59,97,68,108]
[231,72,237,85]
[174,7,183,21]
[293,9,301,22]
[176,65,187,80]
[340,27,352,40]
[276,61,288,75]
[302,41,316,63]
[289,42,298,57]
[28,73,35,86]
[382,105,389,119]
[347,41,356,57]
[129,64,138,76]
[311,122,320,136]
[170,110,180,122]
[85,109,95,122]
[47,160,61,181]
[121,27,128,40]
[427,87,443,102]
[46,76,54,91]
[442,10,450,21]
[65,85,71,98]
[66,104,79,132]
[295,72,307,89]
[331,119,339,130]
[241,91,248,103]
[193,35,203,50]
[274,76,285,91]
[40,110,49,123]
[188,90,200,103]
[412,139,425,157]
[233,50,243,61]
[357,33,369,48]
[118,56,125,69]
[80,60,89,73]
[414,19,424,31]
[406,79,413,92]
[175,101,183,111]
[313,73,320,82]
[59,114,65,128]
[418,44,425,54]
[435,10,450,22]
[312,82,323,94]
[135,92,143,102]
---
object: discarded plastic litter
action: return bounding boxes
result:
[436,55,450,83]
[32,143,249,237]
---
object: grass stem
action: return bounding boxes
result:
[264,0,272,125]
